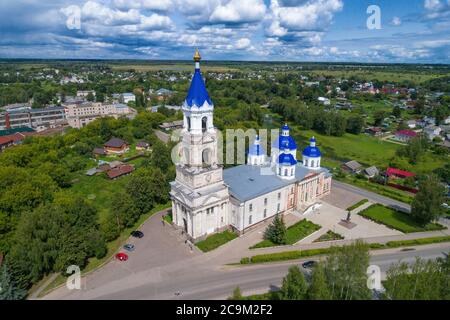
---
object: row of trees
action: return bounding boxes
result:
[269,98,365,137]
[0,111,173,296]
[230,241,450,300]
[231,241,372,300]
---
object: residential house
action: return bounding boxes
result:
[424,125,442,141]
[107,164,135,179]
[363,166,379,179]
[394,130,417,142]
[159,120,184,131]
[136,141,150,151]
[104,138,129,155]
[0,132,34,151]
[385,167,415,179]
[365,127,383,137]
[406,120,417,129]
[341,160,363,174]
[318,97,331,105]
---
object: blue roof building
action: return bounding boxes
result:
[302,136,322,169]
[248,135,266,166]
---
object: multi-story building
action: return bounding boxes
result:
[170,50,332,241]
[0,106,66,130]
[64,102,133,128]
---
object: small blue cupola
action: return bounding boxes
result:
[302,136,322,169]
[277,148,297,180]
[184,48,213,109]
[248,135,266,166]
[271,123,297,164]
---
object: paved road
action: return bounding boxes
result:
[44,182,443,300]
[332,180,411,212]
[46,243,450,300]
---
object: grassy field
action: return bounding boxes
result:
[251,219,321,249]
[196,230,238,252]
[110,63,238,73]
[358,204,444,233]
[292,128,400,167]
[70,173,130,221]
[308,70,443,84]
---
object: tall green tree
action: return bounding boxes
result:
[264,214,287,245]
[411,174,446,225]
[383,258,448,300]
[279,266,308,300]
[324,240,372,300]
[308,264,332,300]
[0,263,27,300]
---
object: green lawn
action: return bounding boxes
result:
[313,230,344,242]
[292,128,400,168]
[196,230,238,252]
[163,212,172,224]
[337,175,414,204]
[358,204,444,233]
[250,219,321,249]
[347,199,369,211]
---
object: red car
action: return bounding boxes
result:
[115,253,128,261]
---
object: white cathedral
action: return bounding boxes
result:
[170,50,332,241]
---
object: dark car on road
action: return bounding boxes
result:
[131,231,144,238]
[123,244,135,252]
[302,260,317,269]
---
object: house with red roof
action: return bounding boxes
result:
[385,167,415,179]
[0,132,33,151]
[394,130,417,143]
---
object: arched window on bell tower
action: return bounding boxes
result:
[187,116,191,131]
[202,116,207,133]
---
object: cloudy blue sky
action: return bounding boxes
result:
[0,0,449,63]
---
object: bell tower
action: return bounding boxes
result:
[170,49,230,241]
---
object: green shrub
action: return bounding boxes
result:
[240,257,250,264]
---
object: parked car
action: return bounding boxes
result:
[115,253,128,261]
[301,260,317,269]
[123,244,135,252]
[131,230,144,238]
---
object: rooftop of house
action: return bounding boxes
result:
[396,130,417,137]
[343,160,362,171]
[104,137,128,148]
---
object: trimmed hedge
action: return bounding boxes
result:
[240,236,450,264]
[386,236,450,248]
[245,248,330,264]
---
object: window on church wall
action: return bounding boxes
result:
[186,116,191,131]
[264,209,267,218]
[278,192,281,200]
[264,198,267,206]
[277,203,280,212]
[249,203,253,212]
[284,169,288,176]
[249,215,252,225]
[201,116,207,133]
